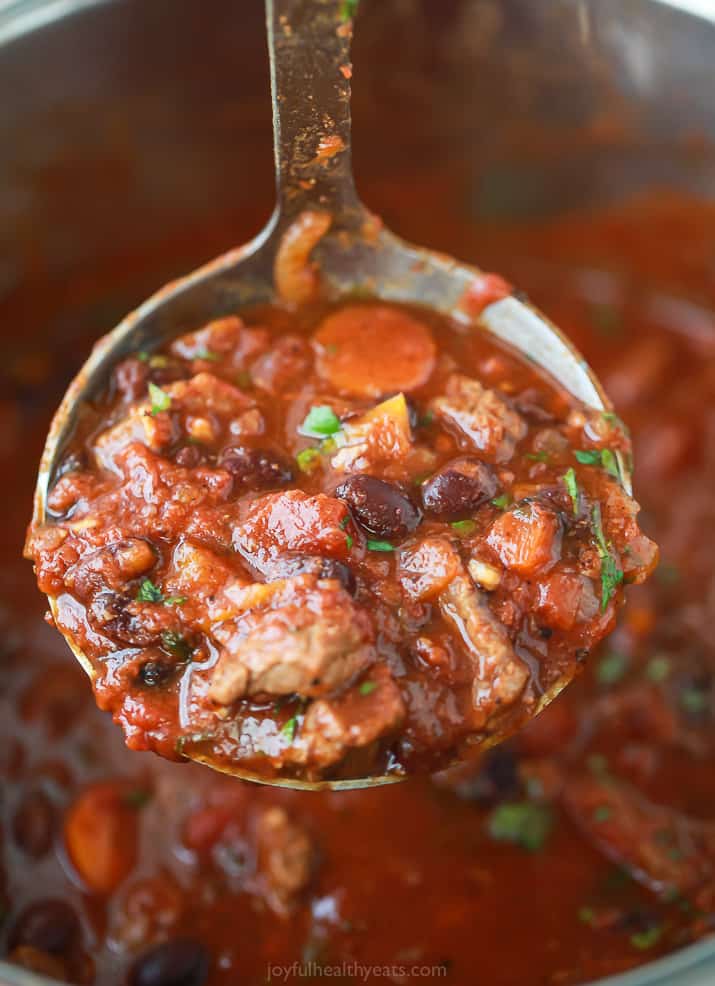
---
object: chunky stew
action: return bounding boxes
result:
[26,296,656,782]
[2,194,713,986]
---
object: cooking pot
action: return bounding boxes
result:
[1,1,714,984]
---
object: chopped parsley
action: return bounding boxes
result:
[679,686,709,716]
[450,519,476,536]
[574,449,601,466]
[136,578,164,604]
[340,0,358,21]
[419,410,435,427]
[646,655,672,683]
[366,539,395,552]
[488,801,553,853]
[161,630,191,660]
[123,789,152,809]
[591,503,623,611]
[592,805,612,823]
[574,448,621,482]
[296,447,322,474]
[299,405,342,438]
[339,516,350,529]
[345,534,354,551]
[526,450,549,463]
[196,349,220,362]
[148,381,171,415]
[596,651,628,687]
[562,467,579,515]
[630,926,663,951]
[136,581,187,608]
[578,906,595,926]
[491,493,511,509]
[359,680,377,696]
[281,716,298,742]
[137,350,150,362]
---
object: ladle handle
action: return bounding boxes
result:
[266,0,361,224]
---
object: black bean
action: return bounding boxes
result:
[220,446,293,489]
[335,475,420,540]
[420,457,497,519]
[138,660,175,688]
[12,789,55,858]
[174,444,207,469]
[90,591,161,647]
[9,900,81,955]
[129,939,210,986]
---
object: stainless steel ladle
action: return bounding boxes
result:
[30,0,626,790]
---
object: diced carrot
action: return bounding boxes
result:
[64,782,140,894]
[314,304,436,397]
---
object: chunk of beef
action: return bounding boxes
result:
[331,393,412,473]
[64,539,156,600]
[600,480,659,584]
[440,574,528,727]
[399,536,462,602]
[254,806,315,916]
[170,316,269,368]
[94,372,255,471]
[536,569,599,630]
[430,374,526,463]
[562,773,715,905]
[487,502,562,577]
[208,575,374,703]
[233,490,351,575]
[163,541,250,627]
[288,664,406,769]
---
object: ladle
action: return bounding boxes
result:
[30,0,628,789]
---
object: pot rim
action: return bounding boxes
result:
[0,1,713,985]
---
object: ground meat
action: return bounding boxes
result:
[208,575,374,703]
[251,336,313,394]
[430,373,527,463]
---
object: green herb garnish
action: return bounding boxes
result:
[340,0,358,21]
[137,579,164,604]
[596,651,628,686]
[491,493,511,510]
[419,410,435,428]
[165,595,188,607]
[281,716,298,742]
[630,926,663,951]
[137,350,150,362]
[563,467,579,515]
[679,687,709,716]
[296,447,322,474]
[345,534,354,551]
[579,907,595,926]
[591,503,623,611]
[488,802,553,853]
[161,630,191,660]
[148,381,171,415]
[574,450,602,466]
[646,655,671,683]
[592,805,612,823]
[526,450,549,463]
[299,405,342,438]
[197,349,220,362]
[366,539,395,552]
[451,519,476,536]
[123,789,152,809]
[359,681,377,696]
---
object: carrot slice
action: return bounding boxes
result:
[314,304,436,397]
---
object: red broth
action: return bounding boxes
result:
[2,193,714,985]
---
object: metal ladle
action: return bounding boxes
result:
[30,0,626,790]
